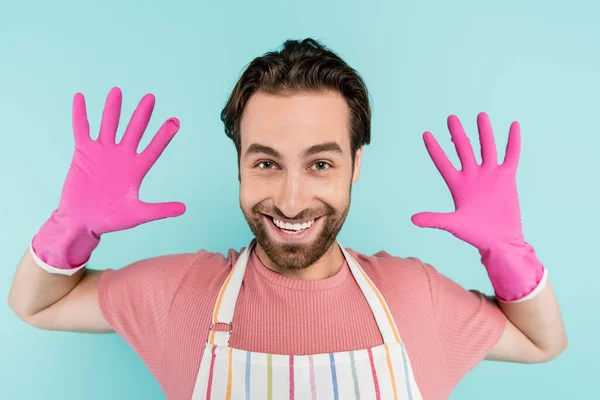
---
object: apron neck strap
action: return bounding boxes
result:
[206,240,402,347]
[206,241,255,346]
[338,246,402,343]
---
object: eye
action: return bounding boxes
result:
[311,161,332,171]
[257,160,278,170]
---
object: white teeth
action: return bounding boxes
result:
[273,218,315,231]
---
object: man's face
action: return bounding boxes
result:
[238,90,362,270]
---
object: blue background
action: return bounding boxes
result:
[1,0,596,398]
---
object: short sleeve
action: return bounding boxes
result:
[420,261,507,386]
[97,252,201,380]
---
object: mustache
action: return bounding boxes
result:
[252,201,335,222]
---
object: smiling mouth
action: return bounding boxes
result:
[263,214,320,235]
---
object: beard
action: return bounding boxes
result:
[241,193,351,271]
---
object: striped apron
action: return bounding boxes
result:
[191,241,423,399]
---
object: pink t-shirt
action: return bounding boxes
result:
[98,246,506,399]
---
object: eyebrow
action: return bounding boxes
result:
[244,143,281,159]
[244,141,344,159]
[302,142,343,158]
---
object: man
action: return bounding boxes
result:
[8,38,566,399]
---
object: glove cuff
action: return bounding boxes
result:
[480,241,547,302]
[29,241,88,276]
[31,210,100,273]
[498,266,548,303]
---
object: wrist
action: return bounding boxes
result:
[31,209,100,271]
[479,240,546,302]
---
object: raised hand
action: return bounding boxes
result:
[411,112,523,250]
[31,87,185,272]
[412,112,546,302]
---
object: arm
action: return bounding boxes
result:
[412,112,567,364]
[7,87,184,333]
[8,249,109,333]
[8,245,202,382]
[486,282,567,363]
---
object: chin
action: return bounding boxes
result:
[263,225,333,270]
[247,215,342,271]
[241,197,350,270]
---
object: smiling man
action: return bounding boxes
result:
[239,91,357,278]
[8,38,566,399]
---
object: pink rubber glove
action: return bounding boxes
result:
[31,87,185,275]
[411,112,546,302]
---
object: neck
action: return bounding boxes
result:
[254,242,345,280]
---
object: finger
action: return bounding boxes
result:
[136,200,186,223]
[120,93,156,150]
[422,131,459,186]
[411,211,457,231]
[140,118,180,166]
[477,112,498,167]
[503,121,521,168]
[98,87,122,144]
[72,92,91,146]
[447,115,477,170]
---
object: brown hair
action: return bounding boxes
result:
[220,38,371,161]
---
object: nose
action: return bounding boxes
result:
[274,171,311,218]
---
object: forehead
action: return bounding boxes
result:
[239,90,351,155]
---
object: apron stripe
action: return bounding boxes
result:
[350,351,361,399]
[368,348,381,400]
[384,344,398,400]
[245,352,251,400]
[350,256,401,343]
[209,257,242,344]
[225,348,233,400]
[206,346,217,400]
[309,355,317,400]
[267,353,273,400]
[192,243,422,400]
[289,355,295,400]
[329,353,339,400]
[400,342,414,400]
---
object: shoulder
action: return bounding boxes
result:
[100,246,244,278]
[98,246,246,301]
[344,248,437,306]
[167,245,251,294]
[97,247,247,329]
[345,248,432,283]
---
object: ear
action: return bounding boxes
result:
[352,147,363,183]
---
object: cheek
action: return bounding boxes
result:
[239,171,275,209]
[239,178,257,211]
[308,174,351,205]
